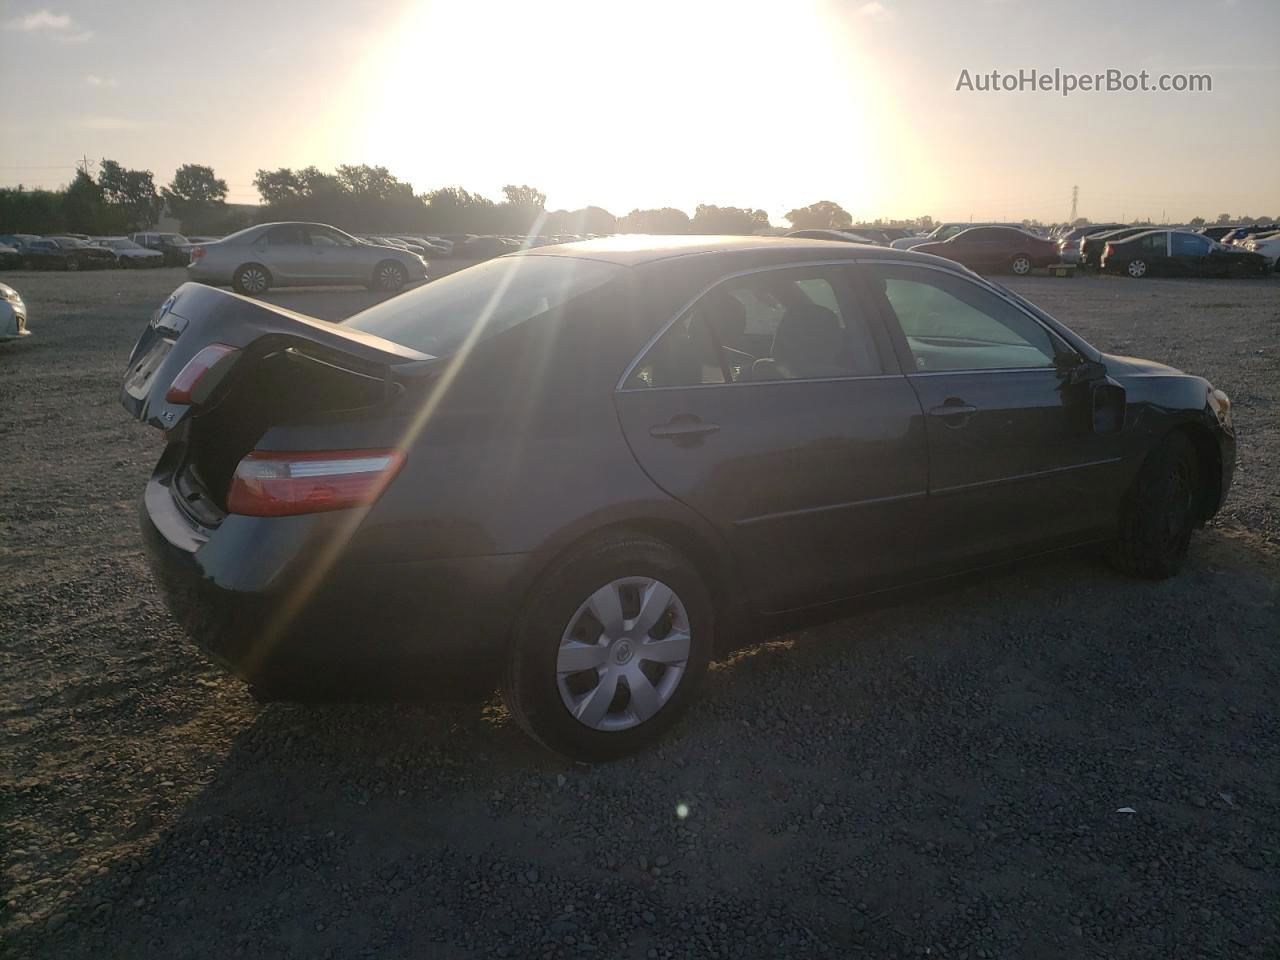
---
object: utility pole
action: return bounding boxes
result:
[1069,185,1078,224]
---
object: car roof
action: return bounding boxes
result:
[513,234,937,267]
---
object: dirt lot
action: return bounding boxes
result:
[2,266,1278,959]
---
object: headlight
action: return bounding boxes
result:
[1208,387,1233,432]
[0,287,21,304]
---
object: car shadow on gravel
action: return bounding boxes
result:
[18,530,1280,959]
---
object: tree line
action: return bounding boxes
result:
[4,160,1269,238]
[0,160,941,238]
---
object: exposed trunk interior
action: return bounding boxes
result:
[176,348,397,522]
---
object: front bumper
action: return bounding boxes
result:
[140,454,527,697]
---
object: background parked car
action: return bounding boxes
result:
[95,237,165,268]
[48,237,119,269]
[1102,230,1269,278]
[891,222,1022,250]
[1242,232,1280,271]
[0,233,41,257]
[0,282,29,339]
[456,235,520,259]
[365,235,429,257]
[1219,224,1276,245]
[187,221,428,294]
[911,226,1060,275]
[131,232,195,266]
[1079,226,1155,270]
[785,229,879,244]
[1196,225,1240,241]
[0,242,21,269]
[1055,224,1128,264]
[16,238,87,270]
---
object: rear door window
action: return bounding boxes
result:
[624,266,883,388]
[266,225,306,246]
[344,255,625,357]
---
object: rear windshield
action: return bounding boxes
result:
[344,255,626,357]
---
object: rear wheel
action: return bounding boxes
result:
[65,257,79,272]
[1127,258,1148,278]
[373,260,408,292]
[1010,254,1032,275]
[1111,432,1199,579]
[502,535,713,760]
[233,263,271,295]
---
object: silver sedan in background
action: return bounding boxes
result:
[188,222,428,295]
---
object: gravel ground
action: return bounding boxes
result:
[2,267,1278,960]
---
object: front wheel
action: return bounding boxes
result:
[65,258,80,272]
[502,535,713,760]
[1127,258,1148,278]
[1111,432,1199,579]
[1010,254,1032,275]
[372,260,408,292]
[233,263,271,295]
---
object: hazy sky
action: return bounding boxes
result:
[3,0,1277,224]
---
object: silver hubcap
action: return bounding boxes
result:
[242,269,266,292]
[1129,260,1146,277]
[379,265,403,288]
[556,577,691,731]
[1013,256,1030,274]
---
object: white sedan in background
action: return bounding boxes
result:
[1,283,31,340]
[1243,232,1280,271]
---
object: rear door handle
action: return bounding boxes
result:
[650,415,720,442]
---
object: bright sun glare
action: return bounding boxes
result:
[359,0,888,217]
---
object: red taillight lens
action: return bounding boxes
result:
[226,449,405,517]
[165,343,239,404]
[1103,243,1115,258]
[190,246,205,262]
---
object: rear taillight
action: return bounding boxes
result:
[165,343,239,403]
[226,449,405,517]
[190,246,205,262]
[1103,244,1115,259]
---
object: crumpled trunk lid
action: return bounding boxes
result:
[121,282,432,429]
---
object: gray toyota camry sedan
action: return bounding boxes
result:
[187,221,428,294]
[124,236,1235,759]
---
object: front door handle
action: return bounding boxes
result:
[650,415,720,443]
[927,400,978,426]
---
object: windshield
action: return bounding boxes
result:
[162,234,190,244]
[344,255,626,357]
[105,238,142,250]
[53,237,86,248]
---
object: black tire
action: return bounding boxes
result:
[502,535,714,761]
[1111,432,1199,579]
[65,257,79,272]
[232,263,272,295]
[372,259,408,292]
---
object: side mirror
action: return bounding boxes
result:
[1059,355,1106,385]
